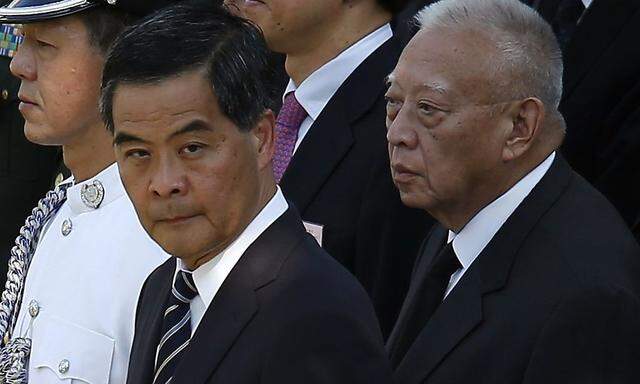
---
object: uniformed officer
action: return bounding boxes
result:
[1,23,63,288]
[0,1,183,382]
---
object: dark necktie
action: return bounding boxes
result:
[552,0,586,52]
[273,92,307,183]
[153,270,198,384]
[391,241,462,367]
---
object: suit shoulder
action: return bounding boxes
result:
[269,235,376,314]
[531,172,640,293]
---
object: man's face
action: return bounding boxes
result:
[239,0,342,53]
[385,29,510,217]
[113,70,270,267]
[10,16,105,145]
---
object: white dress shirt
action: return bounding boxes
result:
[284,23,393,153]
[582,0,593,8]
[444,153,556,298]
[175,187,288,334]
[14,163,169,384]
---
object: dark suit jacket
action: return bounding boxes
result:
[126,207,393,384]
[0,57,62,284]
[279,34,433,338]
[526,0,640,241]
[393,0,439,44]
[387,155,640,383]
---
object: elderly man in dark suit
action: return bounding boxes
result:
[101,4,392,384]
[238,0,434,338]
[385,0,640,383]
[521,0,640,241]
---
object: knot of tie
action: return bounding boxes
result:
[172,270,198,303]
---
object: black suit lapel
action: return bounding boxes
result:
[393,155,575,383]
[280,36,403,212]
[171,208,307,383]
[128,263,174,384]
[562,0,640,99]
[386,226,447,365]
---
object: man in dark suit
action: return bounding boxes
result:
[1,27,61,284]
[385,0,640,382]
[101,4,392,383]
[239,0,434,337]
[522,0,640,241]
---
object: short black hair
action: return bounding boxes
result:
[100,1,273,133]
[78,6,134,54]
[377,0,412,13]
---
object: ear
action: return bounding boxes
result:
[502,98,544,162]
[251,109,276,171]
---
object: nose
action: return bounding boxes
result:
[386,103,418,150]
[10,44,36,82]
[149,157,188,198]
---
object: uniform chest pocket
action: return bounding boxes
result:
[30,314,115,384]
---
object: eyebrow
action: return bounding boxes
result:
[422,82,448,95]
[113,132,148,146]
[169,120,213,139]
[113,120,213,146]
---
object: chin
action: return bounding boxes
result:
[398,190,432,211]
[23,122,62,146]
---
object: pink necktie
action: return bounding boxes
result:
[273,92,308,183]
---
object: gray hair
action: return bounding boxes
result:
[415,0,563,110]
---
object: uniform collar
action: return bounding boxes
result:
[66,162,125,215]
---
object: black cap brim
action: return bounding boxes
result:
[0,0,100,23]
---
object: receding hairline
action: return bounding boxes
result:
[412,0,564,109]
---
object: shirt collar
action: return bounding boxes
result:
[65,162,125,216]
[176,187,289,308]
[582,0,592,8]
[447,152,556,269]
[284,23,392,121]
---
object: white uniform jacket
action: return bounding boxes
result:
[12,163,169,383]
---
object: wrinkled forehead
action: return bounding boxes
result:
[391,27,498,102]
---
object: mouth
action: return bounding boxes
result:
[157,214,199,225]
[18,94,39,107]
[391,163,420,183]
[243,0,267,8]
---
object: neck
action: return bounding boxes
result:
[436,153,552,232]
[286,9,391,85]
[184,178,278,271]
[63,122,115,182]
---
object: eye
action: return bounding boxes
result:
[36,40,54,49]
[417,101,440,116]
[385,95,402,118]
[180,143,206,155]
[125,149,150,159]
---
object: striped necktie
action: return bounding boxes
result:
[153,270,198,384]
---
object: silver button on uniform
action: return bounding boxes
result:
[61,219,73,236]
[28,300,40,318]
[58,359,70,374]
